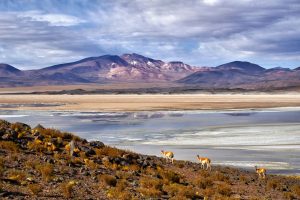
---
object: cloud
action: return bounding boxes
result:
[0,0,299,69]
[18,11,85,26]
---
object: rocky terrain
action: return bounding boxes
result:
[0,119,300,199]
[1,54,300,91]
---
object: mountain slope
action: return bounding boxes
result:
[1,119,299,199]
[0,55,299,90]
[178,61,300,89]
[216,61,265,74]
[0,64,22,77]
[33,53,200,83]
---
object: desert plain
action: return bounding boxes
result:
[1,93,300,111]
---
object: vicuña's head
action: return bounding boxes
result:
[254,166,258,170]
[197,155,200,158]
[161,150,164,154]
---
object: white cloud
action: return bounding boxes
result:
[18,11,85,26]
[202,0,220,6]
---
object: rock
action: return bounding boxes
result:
[2,133,12,140]
[231,194,241,199]
[81,146,96,156]
[34,134,45,141]
[89,141,105,148]
[33,124,45,131]
[120,160,129,166]
[102,156,110,163]
[14,122,31,131]
[43,156,55,164]
[114,157,121,164]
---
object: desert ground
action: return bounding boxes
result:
[1,94,300,111]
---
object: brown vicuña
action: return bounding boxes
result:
[197,155,211,171]
[161,150,174,164]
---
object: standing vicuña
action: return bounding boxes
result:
[255,166,266,179]
[161,150,174,164]
[197,155,211,171]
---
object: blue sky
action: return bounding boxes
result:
[0,0,299,69]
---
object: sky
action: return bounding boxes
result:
[0,0,299,70]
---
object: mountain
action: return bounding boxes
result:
[0,63,22,77]
[0,55,299,90]
[178,61,300,90]
[215,61,265,74]
[29,53,200,84]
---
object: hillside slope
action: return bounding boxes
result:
[0,120,299,199]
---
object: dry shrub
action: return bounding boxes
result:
[216,183,232,197]
[138,176,163,198]
[7,169,27,182]
[138,187,162,198]
[163,183,198,199]
[116,171,131,180]
[107,180,131,200]
[28,184,42,195]
[239,175,247,183]
[39,128,64,139]
[99,174,117,187]
[291,185,300,196]
[95,146,123,157]
[159,169,181,184]
[85,159,98,170]
[122,164,140,171]
[203,188,215,197]
[199,170,210,178]
[212,171,230,182]
[0,157,4,177]
[194,177,214,189]
[60,181,77,198]
[283,192,295,200]
[267,179,281,190]
[175,161,185,169]
[107,188,132,200]
[0,141,19,152]
[37,163,54,182]
[39,128,81,141]
[142,166,157,176]
[140,177,162,190]
[10,122,30,132]
[25,159,40,170]
[27,141,45,152]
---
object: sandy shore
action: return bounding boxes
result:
[1,94,300,111]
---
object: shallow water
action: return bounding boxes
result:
[1,108,300,175]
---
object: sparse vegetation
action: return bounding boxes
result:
[0,119,299,199]
[28,184,42,196]
[37,163,54,182]
[99,174,117,187]
[0,141,19,152]
[60,181,77,198]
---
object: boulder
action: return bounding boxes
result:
[89,141,105,148]
[80,146,96,156]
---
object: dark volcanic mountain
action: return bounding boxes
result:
[216,61,265,74]
[0,63,22,77]
[178,61,300,90]
[0,55,299,90]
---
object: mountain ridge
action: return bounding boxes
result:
[0,54,299,90]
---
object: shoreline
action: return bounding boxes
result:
[1,94,300,112]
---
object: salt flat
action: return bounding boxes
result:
[1,94,300,111]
